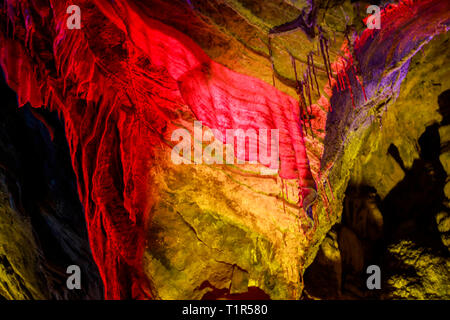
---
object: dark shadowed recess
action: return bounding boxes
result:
[0,68,103,299]
[200,281,271,300]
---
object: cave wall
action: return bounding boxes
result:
[0,0,448,300]
[304,32,450,299]
[0,72,103,299]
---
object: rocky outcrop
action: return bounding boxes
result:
[304,32,450,300]
[0,0,449,300]
[0,75,103,299]
[383,240,450,299]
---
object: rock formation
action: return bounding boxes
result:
[0,0,448,299]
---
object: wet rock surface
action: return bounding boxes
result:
[0,0,448,299]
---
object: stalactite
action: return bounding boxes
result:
[291,53,309,137]
[319,30,333,88]
[336,72,342,91]
[2,0,447,300]
[340,70,346,90]
[309,53,320,96]
[345,71,355,109]
[306,60,313,96]
[268,37,276,87]
[285,180,289,202]
[293,55,315,138]
[353,64,367,101]
[319,37,331,86]
[324,38,333,84]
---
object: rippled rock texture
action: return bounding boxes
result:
[0,0,449,299]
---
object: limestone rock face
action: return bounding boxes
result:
[141,0,450,300]
[383,240,450,299]
[0,0,449,300]
[145,153,309,299]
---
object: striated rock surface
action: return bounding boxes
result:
[0,0,449,300]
